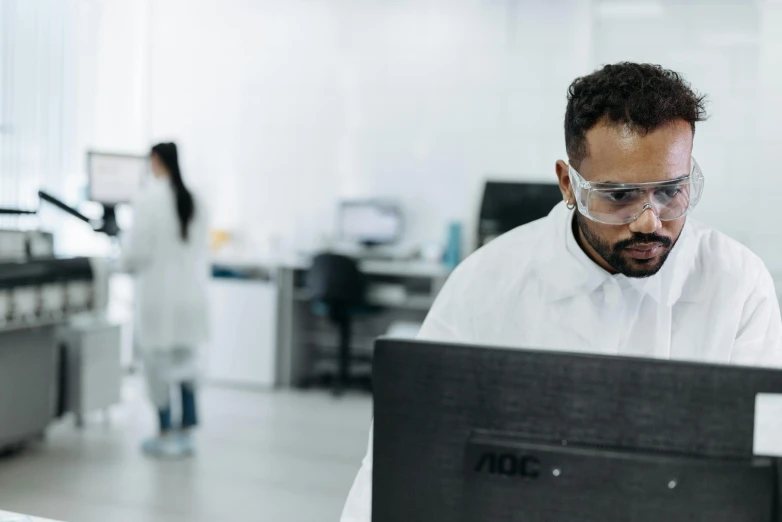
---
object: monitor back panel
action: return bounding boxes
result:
[372,340,782,522]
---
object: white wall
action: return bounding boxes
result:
[55,0,151,258]
[147,0,592,253]
[135,0,781,265]
[90,0,150,153]
[0,0,73,218]
[751,0,782,271]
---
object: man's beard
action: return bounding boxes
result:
[574,212,679,278]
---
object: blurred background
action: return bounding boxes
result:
[0,0,780,521]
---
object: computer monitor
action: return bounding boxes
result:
[477,181,562,247]
[88,151,148,206]
[372,339,782,522]
[338,200,403,247]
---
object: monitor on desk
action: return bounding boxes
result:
[372,339,782,522]
[88,151,148,206]
[338,200,402,247]
[477,181,562,247]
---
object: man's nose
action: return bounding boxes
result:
[628,206,662,234]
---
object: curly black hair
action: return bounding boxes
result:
[565,62,708,167]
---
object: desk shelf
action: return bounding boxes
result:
[276,263,449,388]
[293,289,434,311]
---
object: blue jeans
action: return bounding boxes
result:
[158,382,198,432]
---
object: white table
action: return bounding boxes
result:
[0,511,62,521]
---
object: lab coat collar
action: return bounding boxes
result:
[535,202,698,307]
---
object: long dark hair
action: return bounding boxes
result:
[151,142,195,241]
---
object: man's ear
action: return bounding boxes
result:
[555,160,573,205]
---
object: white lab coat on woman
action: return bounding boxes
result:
[341,202,782,522]
[120,176,210,355]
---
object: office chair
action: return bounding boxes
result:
[306,253,372,395]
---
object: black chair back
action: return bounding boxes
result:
[307,253,366,308]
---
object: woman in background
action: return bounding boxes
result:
[121,142,209,458]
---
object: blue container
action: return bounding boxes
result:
[443,221,463,269]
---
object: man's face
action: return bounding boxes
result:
[556,119,694,278]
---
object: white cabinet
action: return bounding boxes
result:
[57,317,122,424]
[207,278,278,387]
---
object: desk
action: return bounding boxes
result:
[0,511,63,521]
[210,256,450,388]
[275,258,450,387]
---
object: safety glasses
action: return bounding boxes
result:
[568,158,704,225]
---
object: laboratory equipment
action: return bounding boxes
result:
[0,254,113,450]
[37,151,147,238]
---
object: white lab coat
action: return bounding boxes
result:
[341,202,782,522]
[120,177,210,354]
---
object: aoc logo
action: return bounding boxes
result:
[474,452,541,479]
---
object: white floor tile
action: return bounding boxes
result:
[0,379,372,522]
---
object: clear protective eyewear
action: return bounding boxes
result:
[568,158,704,225]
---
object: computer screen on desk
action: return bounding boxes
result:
[371,339,782,522]
[477,181,562,247]
[88,151,148,205]
[338,200,402,247]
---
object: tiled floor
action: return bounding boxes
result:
[0,380,373,522]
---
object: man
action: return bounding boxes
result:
[341,62,782,522]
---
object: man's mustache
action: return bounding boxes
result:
[614,233,672,252]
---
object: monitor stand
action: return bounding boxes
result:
[38,191,122,237]
[98,205,120,236]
